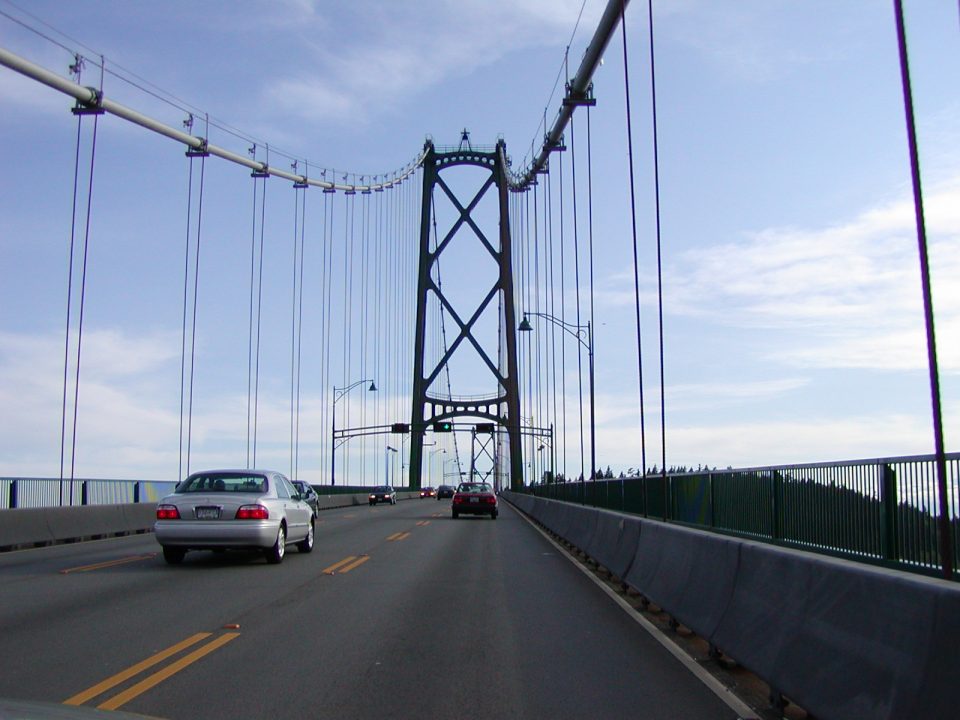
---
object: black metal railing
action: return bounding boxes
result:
[526,453,960,579]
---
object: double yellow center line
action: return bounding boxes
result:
[323,555,370,574]
[64,631,239,711]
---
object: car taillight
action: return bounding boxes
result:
[369,494,376,500]
[236,505,269,520]
[156,504,180,520]
[484,496,496,504]
[453,495,463,504]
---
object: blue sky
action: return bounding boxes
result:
[1,1,958,484]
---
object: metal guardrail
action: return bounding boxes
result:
[1,477,179,509]
[0,478,414,509]
[526,453,960,579]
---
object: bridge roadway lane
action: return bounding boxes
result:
[0,498,741,719]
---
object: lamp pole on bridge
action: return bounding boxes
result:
[385,445,398,487]
[331,379,377,486]
[519,312,595,484]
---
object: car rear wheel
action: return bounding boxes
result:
[492,510,498,519]
[265,524,286,564]
[452,510,459,519]
[162,546,186,564]
[297,519,315,553]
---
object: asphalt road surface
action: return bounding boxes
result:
[0,498,745,719]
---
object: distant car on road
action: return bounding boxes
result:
[369,485,397,506]
[154,469,315,565]
[419,486,437,498]
[292,480,319,514]
[452,482,498,519]
[436,485,455,499]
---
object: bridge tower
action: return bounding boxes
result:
[408,139,524,491]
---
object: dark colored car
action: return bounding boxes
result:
[292,480,319,514]
[419,486,437,498]
[369,485,397,506]
[452,482,498,519]
[436,485,455,499]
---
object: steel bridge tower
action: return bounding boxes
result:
[407,139,524,491]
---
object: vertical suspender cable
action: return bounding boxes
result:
[60,99,87,503]
[68,105,101,498]
[893,0,952,579]
[621,0,648,481]
[586,106,597,479]
[359,191,369,483]
[246,167,258,469]
[178,155,195,483]
[546,169,558,481]
[558,147,568,479]
[341,189,352,481]
[253,160,268,468]
[296,180,306,480]
[322,186,335,480]
[184,154,206,476]
[648,0,668,481]
[570,116,586,483]
[290,183,299,478]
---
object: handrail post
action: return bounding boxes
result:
[880,464,899,562]
[9,480,17,509]
[772,470,783,541]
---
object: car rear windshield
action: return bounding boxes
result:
[458,483,492,493]
[177,473,267,493]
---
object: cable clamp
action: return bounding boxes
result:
[562,82,597,108]
[544,135,567,153]
[185,137,209,157]
[71,87,104,115]
[251,163,270,179]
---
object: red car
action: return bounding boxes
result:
[419,487,437,498]
[452,482,498,520]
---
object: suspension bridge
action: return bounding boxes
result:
[1,1,959,719]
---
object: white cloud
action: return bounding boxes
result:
[261,0,602,126]
[665,178,960,372]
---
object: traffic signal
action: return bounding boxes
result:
[390,423,410,433]
[433,420,453,432]
[475,423,496,434]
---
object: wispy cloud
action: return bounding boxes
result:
[614,178,960,372]
[260,0,602,127]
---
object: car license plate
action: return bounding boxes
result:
[470,497,479,503]
[195,506,221,520]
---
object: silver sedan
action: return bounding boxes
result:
[154,469,315,564]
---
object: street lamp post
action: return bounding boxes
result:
[429,447,446,486]
[385,445,397,486]
[331,379,377,486]
[519,312,595,484]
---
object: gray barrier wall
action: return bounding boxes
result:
[502,490,960,720]
[0,492,422,551]
[0,504,157,550]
